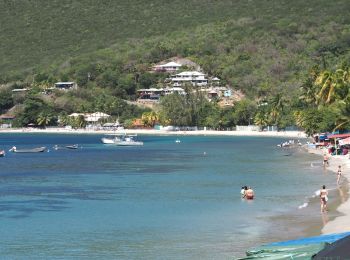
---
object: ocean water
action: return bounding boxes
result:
[0,133,338,259]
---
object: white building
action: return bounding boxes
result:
[54,82,77,90]
[170,71,209,87]
[152,62,182,72]
[68,112,110,122]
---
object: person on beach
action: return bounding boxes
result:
[323,153,329,167]
[337,165,342,185]
[245,187,254,200]
[320,185,328,213]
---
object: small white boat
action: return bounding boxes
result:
[116,135,143,146]
[0,150,5,157]
[175,138,181,143]
[101,135,123,144]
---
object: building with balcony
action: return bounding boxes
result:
[169,71,210,87]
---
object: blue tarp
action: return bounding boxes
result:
[266,232,350,246]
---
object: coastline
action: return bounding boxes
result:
[0,127,307,138]
[307,146,350,234]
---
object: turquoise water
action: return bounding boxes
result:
[0,134,336,259]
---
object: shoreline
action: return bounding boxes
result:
[0,127,307,138]
[306,147,350,234]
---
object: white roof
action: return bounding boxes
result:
[175,71,205,76]
[89,112,110,117]
[68,113,85,117]
[159,62,181,67]
[167,87,185,91]
[137,88,164,92]
[55,82,75,85]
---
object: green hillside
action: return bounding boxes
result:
[1,0,349,78]
[1,0,350,132]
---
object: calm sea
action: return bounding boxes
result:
[0,133,338,259]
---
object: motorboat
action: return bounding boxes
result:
[0,150,5,157]
[116,135,143,146]
[101,135,123,144]
[54,144,79,150]
[9,146,46,153]
[66,144,79,149]
[175,138,181,143]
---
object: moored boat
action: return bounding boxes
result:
[9,146,46,153]
[0,150,5,157]
[116,135,143,146]
[65,144,79,149]
[101,135,123,144]
[54,144,79,150]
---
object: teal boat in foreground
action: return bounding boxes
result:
[237,232,350,259]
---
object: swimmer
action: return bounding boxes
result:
[245,186,254,200]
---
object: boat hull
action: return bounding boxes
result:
[116,141,144,146]
[11,147,46,153]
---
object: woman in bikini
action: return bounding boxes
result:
[320,185,328,213]
[337,165,342,185]
[323,153,329,167]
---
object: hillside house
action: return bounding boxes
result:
[137,87,185,103]
[152,62,182,72]
[170,71,209,87]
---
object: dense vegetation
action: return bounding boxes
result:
[0,0,350,133]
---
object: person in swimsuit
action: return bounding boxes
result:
[245,187,254,200]
[323,153,329,167]
[337,165,342,185]
[320,185,328,213]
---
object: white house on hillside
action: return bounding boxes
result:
[170,71,210,87]
[152,62,182,72]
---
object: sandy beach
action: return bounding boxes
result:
[0,127,307,138]
[307,147,350,234]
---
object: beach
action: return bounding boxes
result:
[307,146,350,235]
[0,127,307,138]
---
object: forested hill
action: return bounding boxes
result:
[1,0,350,86]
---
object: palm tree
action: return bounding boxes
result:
[315,68,349,105]
[299,78,318,106]
[148,111,159,127]
[254,111,268,129]
[37,113,52,127]
[269,93,285,125]
[141,112,151,127]
[333,97,350,131]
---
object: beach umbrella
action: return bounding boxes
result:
[339,137,350,146]
[312,234,350,259]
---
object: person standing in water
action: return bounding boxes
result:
[320,185,328,213]
[337,165,342,185]
[323,153,329,167]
